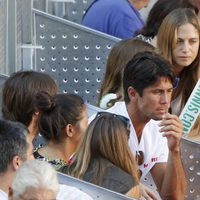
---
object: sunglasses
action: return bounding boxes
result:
[96,112,131,131]
[136,150,144,166]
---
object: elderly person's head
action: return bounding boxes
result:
[9,160,59,200]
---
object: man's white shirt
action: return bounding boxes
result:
[0,189,8,200]
[57,184,93,200]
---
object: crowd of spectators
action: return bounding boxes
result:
[0,0,200,199]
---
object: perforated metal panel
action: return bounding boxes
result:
[181,137,200,200]
[57,172,136,200]
[65,0,93,23]
[33,9,120,105]
[142,137,200,200]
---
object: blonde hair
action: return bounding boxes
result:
[70,113,139,184]
[157,8,200,109]
[11,160,59,198]
[98,38,155,108]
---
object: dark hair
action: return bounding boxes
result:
[0,119,28,173]
[137,0,198,38]
[35,92,86,141]
[2,71,58,127]
[123,51,176,103]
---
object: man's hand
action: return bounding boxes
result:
[139,183,159,200]
[158,113,183,152]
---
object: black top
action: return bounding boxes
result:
[83,158,137,194]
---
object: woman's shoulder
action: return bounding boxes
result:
[105,162,136,183]
[101,160,137,194]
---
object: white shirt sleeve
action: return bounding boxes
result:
[57,184,93,200]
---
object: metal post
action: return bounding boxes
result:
[7,0,17,74]
[0,0,7,74]
[21,0,33,70]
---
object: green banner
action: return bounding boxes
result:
[179,80,200,135]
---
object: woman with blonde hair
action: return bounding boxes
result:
[60,112,142,199]
[157,8,200,140]
[98,38,155,109]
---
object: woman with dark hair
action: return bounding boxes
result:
[136,0,198,46]
[34,92,88,170]
[2,71,58,142]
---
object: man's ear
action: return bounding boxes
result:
[128,86,138,101]
[64,124,74,138]
[12,155,22,171]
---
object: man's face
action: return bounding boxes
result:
[135,77,173,120]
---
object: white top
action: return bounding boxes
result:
[57,184,93,200]
[0,189,8,200]
[107,102,169,178]
[99,93,117,109]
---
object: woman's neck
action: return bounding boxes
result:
[39,140,75,162]
[172,64,184,76]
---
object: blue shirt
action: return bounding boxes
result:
[82,0,144,39]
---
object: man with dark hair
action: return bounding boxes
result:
[108,51,187,199]
[2,71,58,142]
[0,119,33,200]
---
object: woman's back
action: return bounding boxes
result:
[83,157,137,194]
